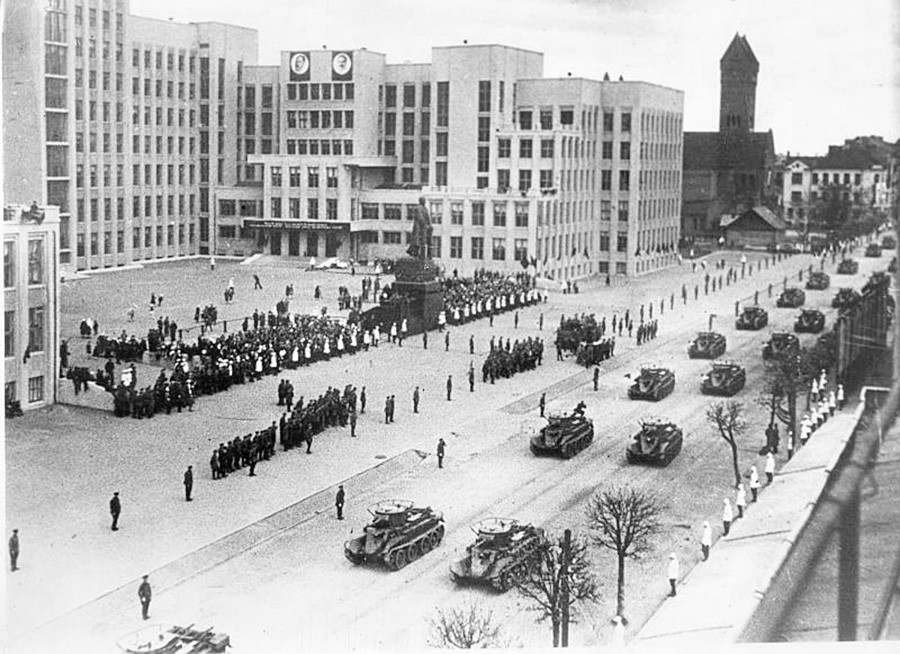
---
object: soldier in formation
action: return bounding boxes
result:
[482,337,544,383]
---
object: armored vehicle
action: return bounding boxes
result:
[882,235,896,249]
[344,500,445,570]
[628,367,675,401]
[832,287,862,309]
[805,271,830,290]
[626,420,683,467]
[776,287,806,308]
[762,332,800,360]
[700,361,746,396]
[688,332,727,359]
[530,402,594,458]
[449,518,544,591]
[794,309,825,334]
[736,306,769,330]
[865,243,882,258]
[837,259,859,275]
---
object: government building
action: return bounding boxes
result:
[4,1,683,280]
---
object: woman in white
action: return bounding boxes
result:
[667,553,679,597]
[700,522,713,561]
[722,498,733,535]
[735,483,747,519]
[765,451,776,483]
[749,465,760,502]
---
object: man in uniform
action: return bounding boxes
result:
[335,485,345,520]
[445,331,450,352]
[349,409,357,437]
[9,529,19,571]
[384,396,391,424]
[437,438,446,468]
[183,465,193,501]
[360,386,367,414]
[469,335,475,354]
[468,367,475,393]
[413,386,421,413]
[138,575,152,620]
[539,392,546,417]
[446,375,453,401]
[109,492,121,531]
[423,331,428,349]
[593,367,600,391]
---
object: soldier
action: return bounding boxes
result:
[437,438,446,468]
[749,465,760,501]
[248,443,258,477]
[667,553,679,597]
[349,409,357,437]
[109,492,121,531]
[413,386,421,413]
[335,485,345,520]
[446,375,453,401]
[700,522,712,561]
[593,367,600,391]
[423,331,428,349]
[360,386,367,414]
[389,395,396,423]
[137,575,153,621]
[539,392,546,417]
[9,529,19,572]
[210,449,220,479]
[183,465,193,502]
[469,334,475,354]
[514,311,519,329]
[445,331,450,352]
[384,396,391,424]
[468,367,475,393]
[539,313,544,331]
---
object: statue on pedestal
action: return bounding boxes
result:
[407,196,433,261]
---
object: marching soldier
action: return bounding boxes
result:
[446,375,453,401]
[109,492,121,531]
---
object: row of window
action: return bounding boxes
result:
[269,198,339,221]
[75,194,196,222]
[74,5,124,33]
[285,110,355,130]
[269,166,338,188]
[284,83,355,102]
[382,83,431,109]
[4,378,46,404]
[72,225,195,257]
[4,308,45,363]
[131,47,196,74]
[130,76,196,100]
[284,139,355,156]
[362,231,527,262]
[74,37,124,63]
[381,111,429,137]
[359,201,532,227]
[3,240,45,289]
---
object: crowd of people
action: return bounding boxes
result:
[636,319,659,345]
[280,385,359,451]
[482,337,544,383]
[92,333,148,363]
[211,423,277,479]
[441,270,542,326]
[111,366,195,418]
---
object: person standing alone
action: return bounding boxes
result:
[446,375,453,401]
[183,465,193,502]
[335,485,345,520]
[138,575,152,620]
[110,492,121,531]
[437,438,446,468]
[9,529,19,571]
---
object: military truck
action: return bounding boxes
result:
[530,402,594,458]
[762,332,800,360]
[700,361,746,396]
[344,500,445,570]
[776,287,806,308]
[837,259,859,274]
[832,287,862,309]
[628,367,675,401]
[805,271,830,290]
[449,518,544,592]
[794,309,825,334]
[688,332,727,359]
[865,243,882,258]
[736,306,769,330]
[626,420,683,467]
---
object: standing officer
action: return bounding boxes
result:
[593,367,600,391]
[183,465,193,502]
[109,492,121,531]
[423,331,428,349]
[360,386,367,414]
[446,375,453,401]
[413,386,421,413]
[335,485,345,520]
[469,335,475,354]
[138,575,152,620]
[349,409,357,437]
[9,529,19,571]
[468,366,475,393]
[539,393,546,417]
[445,331,450,352]
[437,438,446,468]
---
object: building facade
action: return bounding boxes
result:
[215,45,684,278]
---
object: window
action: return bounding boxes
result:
[541,139,554,158]
[791,191,803,203]
[515,203,529,227]
[403,84,416,108]
[402,140,415,164]
[431,236,442,257]
[519,139,533,158]
[601,170,612,191]
[477,146,489,173]
[450,236,462,259]
[514,238,528,263]
[326,167,338,188]
[493,202,507,227]
[854,173,862,185]
[602,141,613,159]
[271,166,282,187]
[385,204,402,221]
[471,237,484,260]
[540,109,552,130]
[451,202,463,225]
[492,238,506,260]
[791,172,803,185]
[601,200,611,220]
[472,202,485,226]
[621,112,632,132]
[383,231,402,245]
[518,170,532,192]
[436,82,449,127]
[519,111,532,130]
[436,133,448,157]
[619,171,630,191]
[218,200,236,216]
[478,81,491,112]
[497,169,510,192]
[271,197,282,218]
[326,199,338,220]
[617,232,627,253]
[219,225,236,239]
[435,161,447,186]
[28,376,44,403]
[4,310,14,357]
[28,239,44,285]
[600,232,610,251]
[28,306,44,352]
[618,200,629,221]
[289,198,300,219]
[603,111,614,132]
[620,142,631,160]
[429,201,443,224]
[362,203,379,220]
[498,139,511,158]
[307,198,319,220]
[812,173,819,185]
[384,84,397,108]
[307,167,319,188]
[3,241,13,288]
[289,167,301,187]
[478,116,490,142]
[540,170,553,189]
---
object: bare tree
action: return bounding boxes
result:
[515,529,598,647]
[585,486,663,621]
[428,600,505,649]
[706,400,748,487]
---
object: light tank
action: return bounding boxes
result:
[776,287,806,308]
[530,401,594,458]
[344,500,445,570]
[762,332,800,360]
[882,235,896,250]
[805,271,830,290]
[736,306,768,330]
[626,420,683,467]
[832,287,862,309]
[837,259,859,274]
[628,367,675,401]
[700,361,746,397]
[688,332,727,359]
[449,518,544,592]
[794,309,825,334]
[865,243,882,258]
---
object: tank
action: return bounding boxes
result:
[865,243,882,258]
[530,402,594,458]
[832,287,862,309]
[626,420,683,467]
[882,235,897,250]
[794,309,825,333]
[776,287,806,308]
[700,361,746,396]
[628,367,675,401]
[688,332,727,359]
[805,271,830,290]
[735,306,768,330]
[449,518,544,591]
[344,500,445,570]
[762,332,800,360]
[837,259,859,274]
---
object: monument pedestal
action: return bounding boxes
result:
[362,258,442,335]
[392,279,442,335]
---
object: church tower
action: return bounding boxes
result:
[719,33,759,133]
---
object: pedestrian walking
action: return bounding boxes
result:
[360,386,367,414]
[667,553,679,597]
[837,383,845,410]
[735,483,747,519]
[437,438,446,468]
[446,375,452,401]
[593,367,600,391]
[749,466,760,502]
[253,273,262,289]
[539,392,546,417]
[138,575,152,620]
[9,529,19,571]
[445,331,450,352]
[413,386,421,413]
[335,485,345,520]
[109,492,121,531]
[700,522,712,561]
[183,465,193,502]
[469,334,475,354]
[722,498,733,535]
[765,451,776,483]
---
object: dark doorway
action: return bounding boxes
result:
[270,230,282,255]
[325,233,340,257]
[305,233,318,257]
[288,232,301,256]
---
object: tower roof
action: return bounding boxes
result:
[721,33,759,69]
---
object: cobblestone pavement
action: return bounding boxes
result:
[5,246,886,651]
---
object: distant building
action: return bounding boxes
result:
[721,206,786,249]
[682,34,778,238]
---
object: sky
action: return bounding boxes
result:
[130,0,899,155]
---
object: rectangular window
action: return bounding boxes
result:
[326,199,338,220]
[384,204,402,221]
[617,232,628,253]
[383,231,402,245]
[519,111,532,130]
[540,139,554,158]
[540,170,553,189]
[436,133,448,157]
[515,203,529,227]
[601,170,612,191]
[385,84,397,108]
[791,172,803,185]
[618,200,629,221]
[478,81,491,112]
[620,141,631,160]
[28,376,44,403]
[4,309,14,357]
[471,237,484,260]
[362,203,379,220]
[307,167,319,188]
[471,202,485,226]
[603,111,614,132]
[288,198,301,219]
[307,198,319,220]
[621,113,632,132]
[429,201,443,224]
[436,82,449,128]
[619,170,630,191]
[497,169,510,192]
[450,202,464,225]
[28,306,45,352]
[477,146,490,173]
[600,232,610,251]
[271,197,282,218]
[492,238,506,261]
[478,116,490,142]
[402,140,415,164]
[518,170,532,192]
[498,139,511,158]
[519,138,533,158]
[450,236,462,259]
[540,109,553,130]
[514,238,528,263]
[435,161,447,186]
[27,239,44,285]
[3,241,14,288]
[493,202,507,227]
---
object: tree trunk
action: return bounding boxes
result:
[617,554,626,619]
[730,440,741,487]
[552,618,560,647]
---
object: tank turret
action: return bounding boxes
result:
[776,287,806,308]
[762,332,800,360]
[805,271,830,290]
[865,243,882,258]
[736,306,768,330]
[837,259,859,274]
[794,309,825,333]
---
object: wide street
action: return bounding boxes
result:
[5,243,890,651]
